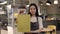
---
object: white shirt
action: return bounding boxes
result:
[38,17,43,29]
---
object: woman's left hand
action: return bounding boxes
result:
[30,29,42,33]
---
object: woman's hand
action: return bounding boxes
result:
[30,29,42,33]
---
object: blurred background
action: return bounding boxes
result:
[0,0,60,34]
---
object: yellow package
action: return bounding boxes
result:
[17,14,30,32]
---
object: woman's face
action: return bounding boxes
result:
[30,6,36,15]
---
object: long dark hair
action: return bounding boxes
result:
[28,3,39,17]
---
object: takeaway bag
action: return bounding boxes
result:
[17,14,30,32]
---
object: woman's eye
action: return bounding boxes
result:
[30,9,32,10]
[30,8,33,10]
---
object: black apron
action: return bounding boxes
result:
[31,17,39,31]
[25,17,39,34]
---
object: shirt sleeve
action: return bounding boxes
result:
[38,17,43,29]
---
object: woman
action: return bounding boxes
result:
[25,3,43,34]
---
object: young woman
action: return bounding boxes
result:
[25,3,43,34]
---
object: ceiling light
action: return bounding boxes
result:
[26,5,29,7]
[39,1,43,5]
[0,1,7,5]
[46,3,51,5]
[46,1,51,5]
[54,0,58,4]
[41,3,43,5]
